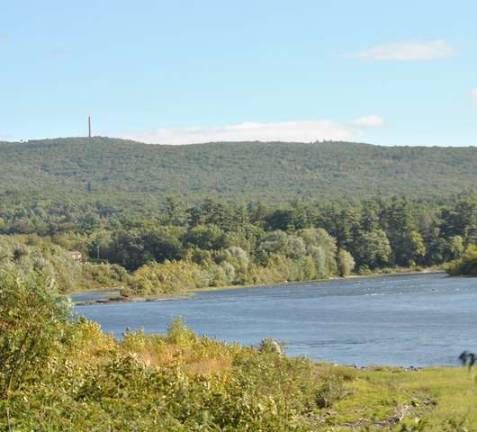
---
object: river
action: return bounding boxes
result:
[74,273,477,367]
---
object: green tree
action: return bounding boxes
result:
[182,225,225,251]
[161,196,188,226]
[383,198,423,266]
[105,230,145,270]
[449,235,465,259]
[142,230,182,263]
[352,229,391,269]
[337,249,355,277]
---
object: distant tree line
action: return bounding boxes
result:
[0,192,476,294]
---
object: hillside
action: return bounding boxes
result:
[0,137,476,207]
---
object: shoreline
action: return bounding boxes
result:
[71,267,446,306]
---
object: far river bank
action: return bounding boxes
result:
[71,266,444,306]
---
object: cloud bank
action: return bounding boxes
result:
[352,40,453,61]
[117,116,384,145]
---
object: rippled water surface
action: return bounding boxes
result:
[74,273,477,366]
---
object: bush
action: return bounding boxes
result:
[130,260,209,296]
[447,245,477,276]
[0,270,69,398]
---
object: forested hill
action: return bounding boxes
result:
[0,137,476,205]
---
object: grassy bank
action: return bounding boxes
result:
[328,365,476,430]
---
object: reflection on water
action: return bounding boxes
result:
[74,273,477,366]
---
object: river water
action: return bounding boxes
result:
[74,273,477,367]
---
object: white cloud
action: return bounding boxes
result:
[352,40,453,61]
[353,115,384,127]
[472,89,477,105]
[117,116,384,145]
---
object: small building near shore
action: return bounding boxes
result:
[68,250,84,262]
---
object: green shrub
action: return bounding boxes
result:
[446,245,477,276]
[0,270,69,399]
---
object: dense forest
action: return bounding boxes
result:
[1,189,476,296]
[1,137,477,209]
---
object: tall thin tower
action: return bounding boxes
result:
[88,116,92,138]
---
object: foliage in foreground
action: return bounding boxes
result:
[0,270,328,430]
[0,271,68,399]
[2,271,477,431]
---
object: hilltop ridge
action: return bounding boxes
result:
[0,137,476,206]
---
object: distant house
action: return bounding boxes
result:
[68,251,84,262]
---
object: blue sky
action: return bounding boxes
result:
[1,1,476,146]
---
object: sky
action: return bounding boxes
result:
[0,1,476,146]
